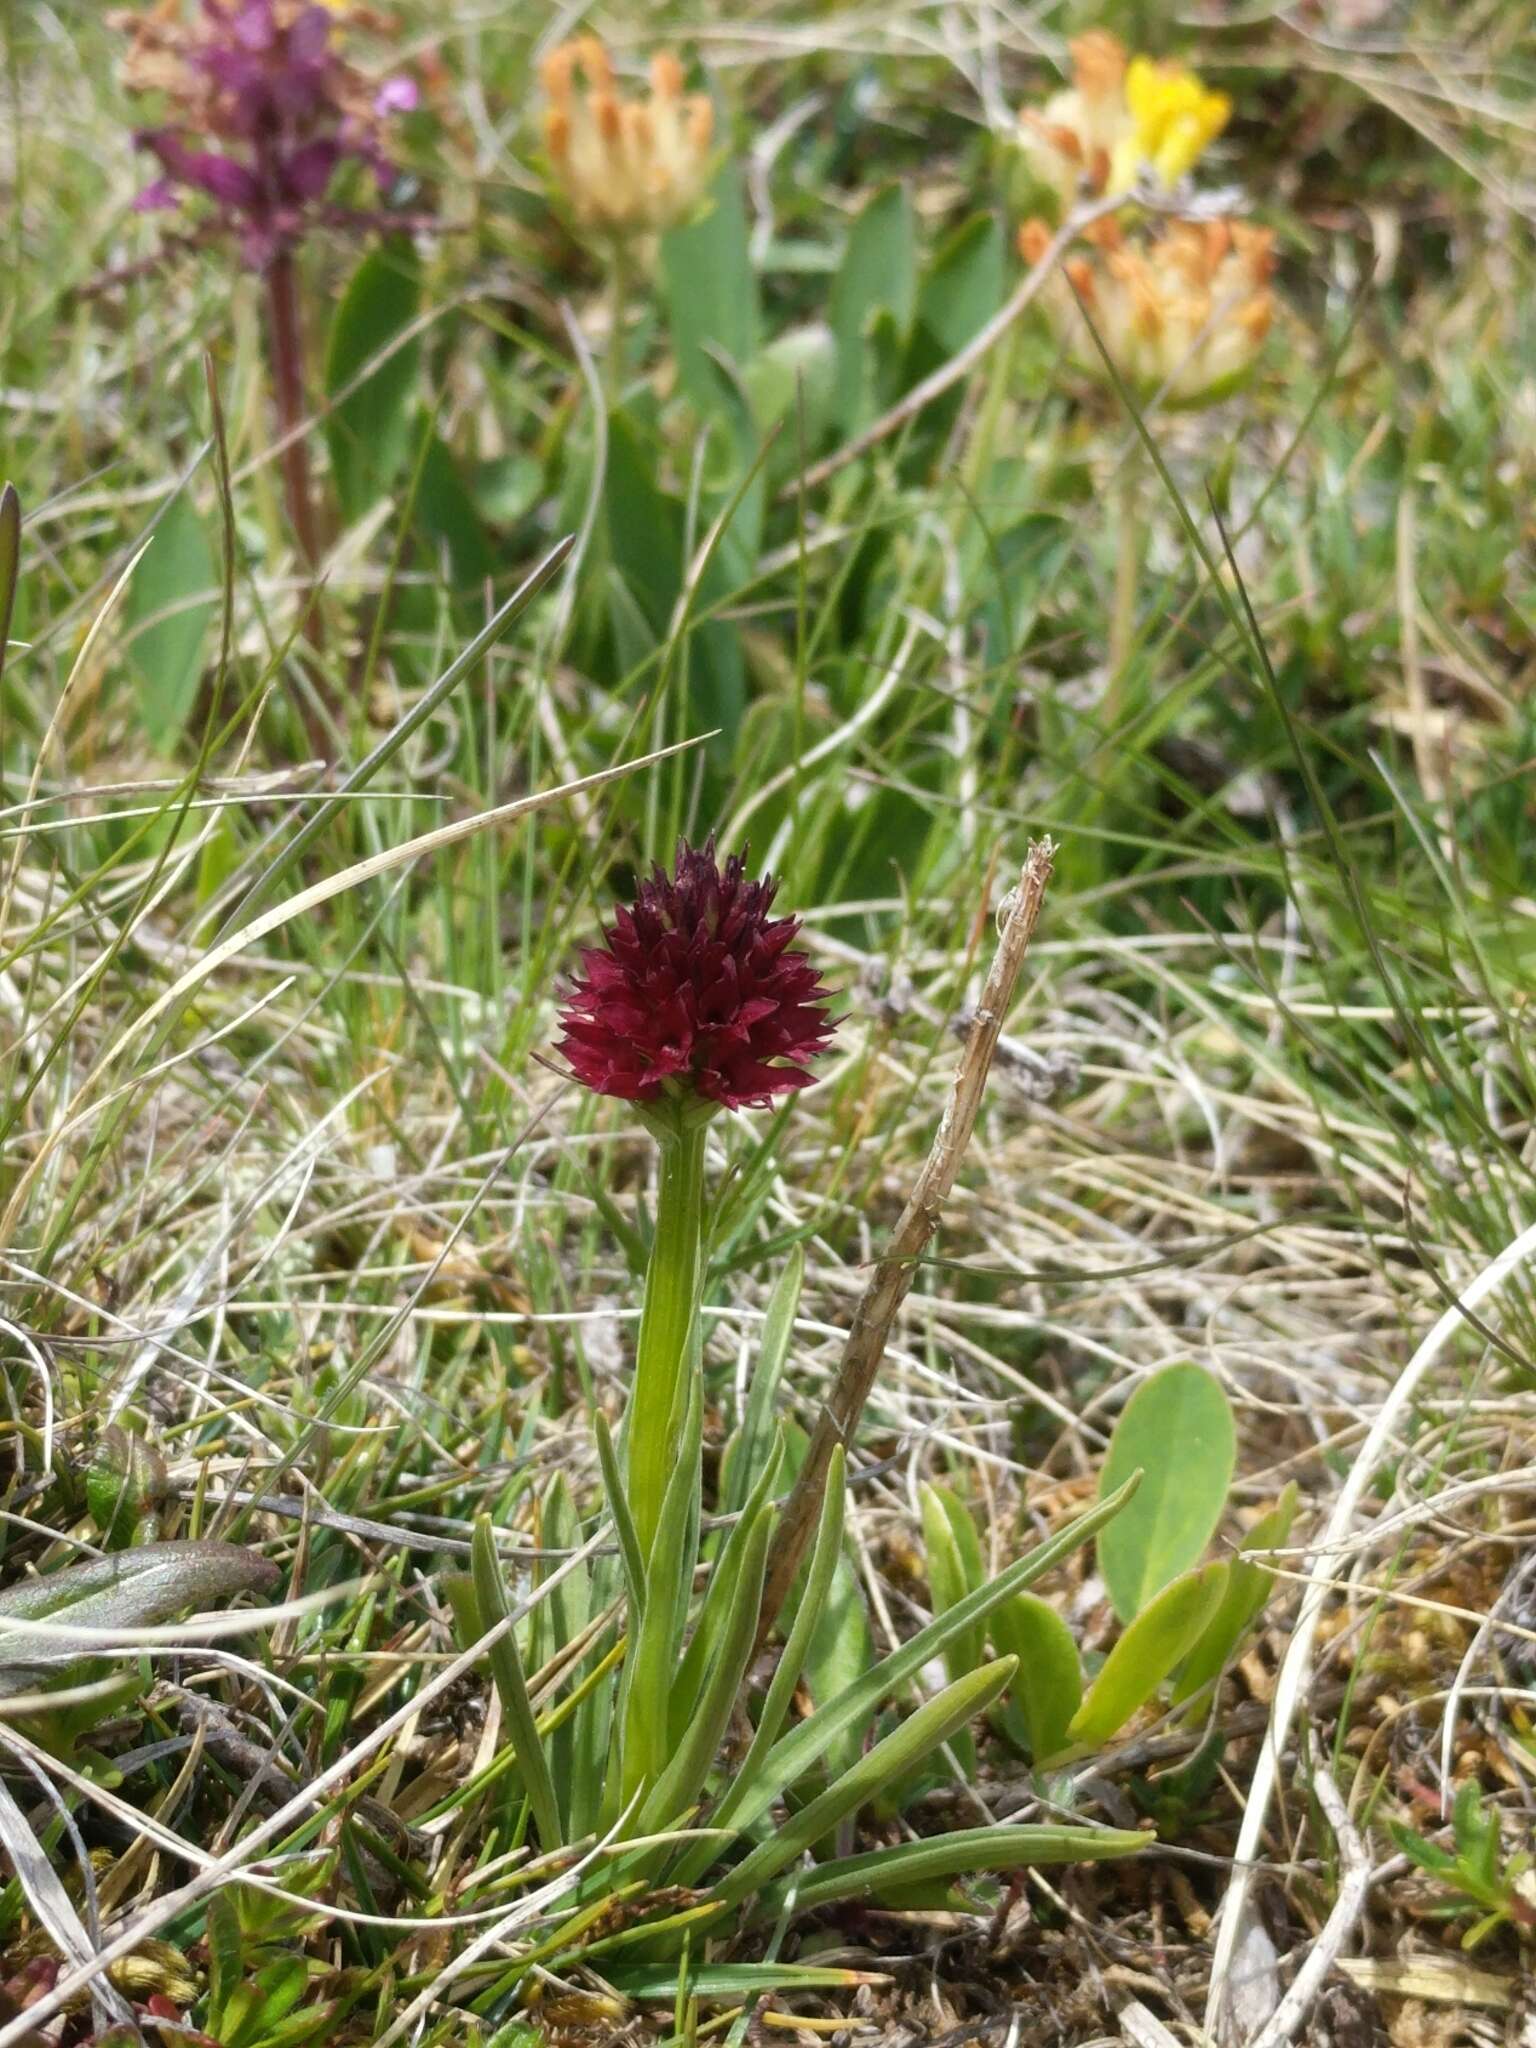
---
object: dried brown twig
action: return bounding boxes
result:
[758,838,1057,1638]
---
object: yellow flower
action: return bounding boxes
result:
[1019,32,1230,208]
[541,35,714,241]
[1115,55,1231,191]
[1019,213,1274,407]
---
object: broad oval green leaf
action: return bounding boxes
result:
[1097,1363,1236,1622]
[990,1592,1082,1765]
[1067,1561,1230,1750]
[124,492,216,751]
[0,1541,278,1698]
[323,239,422,521]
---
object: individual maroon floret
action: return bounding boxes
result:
[557,840,836,1112]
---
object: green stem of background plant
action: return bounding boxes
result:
[1106,446,1145,733]
[606,240,632,405]
[626,1118,707,1561]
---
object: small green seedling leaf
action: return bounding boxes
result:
[1068,1561,1230,1749]
[990,1592,1082,1765]
[1097,1364,1236,1623]
[1173,1481,1299,1709]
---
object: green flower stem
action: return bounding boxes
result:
[626,1119,707,1562]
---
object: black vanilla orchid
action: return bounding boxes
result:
[557,840,836,1119]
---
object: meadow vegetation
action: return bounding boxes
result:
[1,2,1534,2043]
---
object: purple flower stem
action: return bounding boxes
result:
[263,246,326,654]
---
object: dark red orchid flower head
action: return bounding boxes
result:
[114,0,417,267]
[557,839,836,1118]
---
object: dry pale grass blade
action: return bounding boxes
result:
[1207,1207,1536,2043]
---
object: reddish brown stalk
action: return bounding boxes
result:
[263,247,324,649]
[756,839,1057,1644]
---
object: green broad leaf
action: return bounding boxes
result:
[720,1477,1138,1848]
[990,1592,1082,1765]
[412,423,495,590]
[722,1244,802,1515]
[203,1891,243,2036]
[905,213,1005,378]
[1068,1561,1230,1750]
[323,239,422,520]
[830,183,917,430]
[1173,1481,1299,1709]
[603,409,745,753]
[0,1541,278,1699]
[660,160,760,417]
[752,1820,1147,1919]
[469,1516,562,1850]
[1097,1364,1237,1623]
[709,1657,1018,1910]
[124,492,216,751]
[607,1963,887,2001]
[742,323,837,455]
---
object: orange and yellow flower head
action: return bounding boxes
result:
[1019,31,1230,211]
[541,35,714,240]
[1019,213,1274,407]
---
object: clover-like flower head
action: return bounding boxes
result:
[1020,212,1275,407]
[540,34,714,242]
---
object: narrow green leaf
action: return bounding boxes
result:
[123,492,216,750]
[606,1963,885,2000]
[593,1411,646,1622]
[537,1473,588,1827]
[672,1446,848,1887]
[1097,1364,1236,1622]
[323,240,422,519]
[622,1374,702,1801]
[710,1657,1018,1909]
[922,1483,985,1673]
[643,1502,776,1831]
[470,1515,562,1850]
[677,1429,783,1716]
[1068,1561,1230,1749]
[722,1244,802,1515]
[1173,1482,1299,1708]
[752,1821,1146,1918]
[990,1592,1082,1765]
